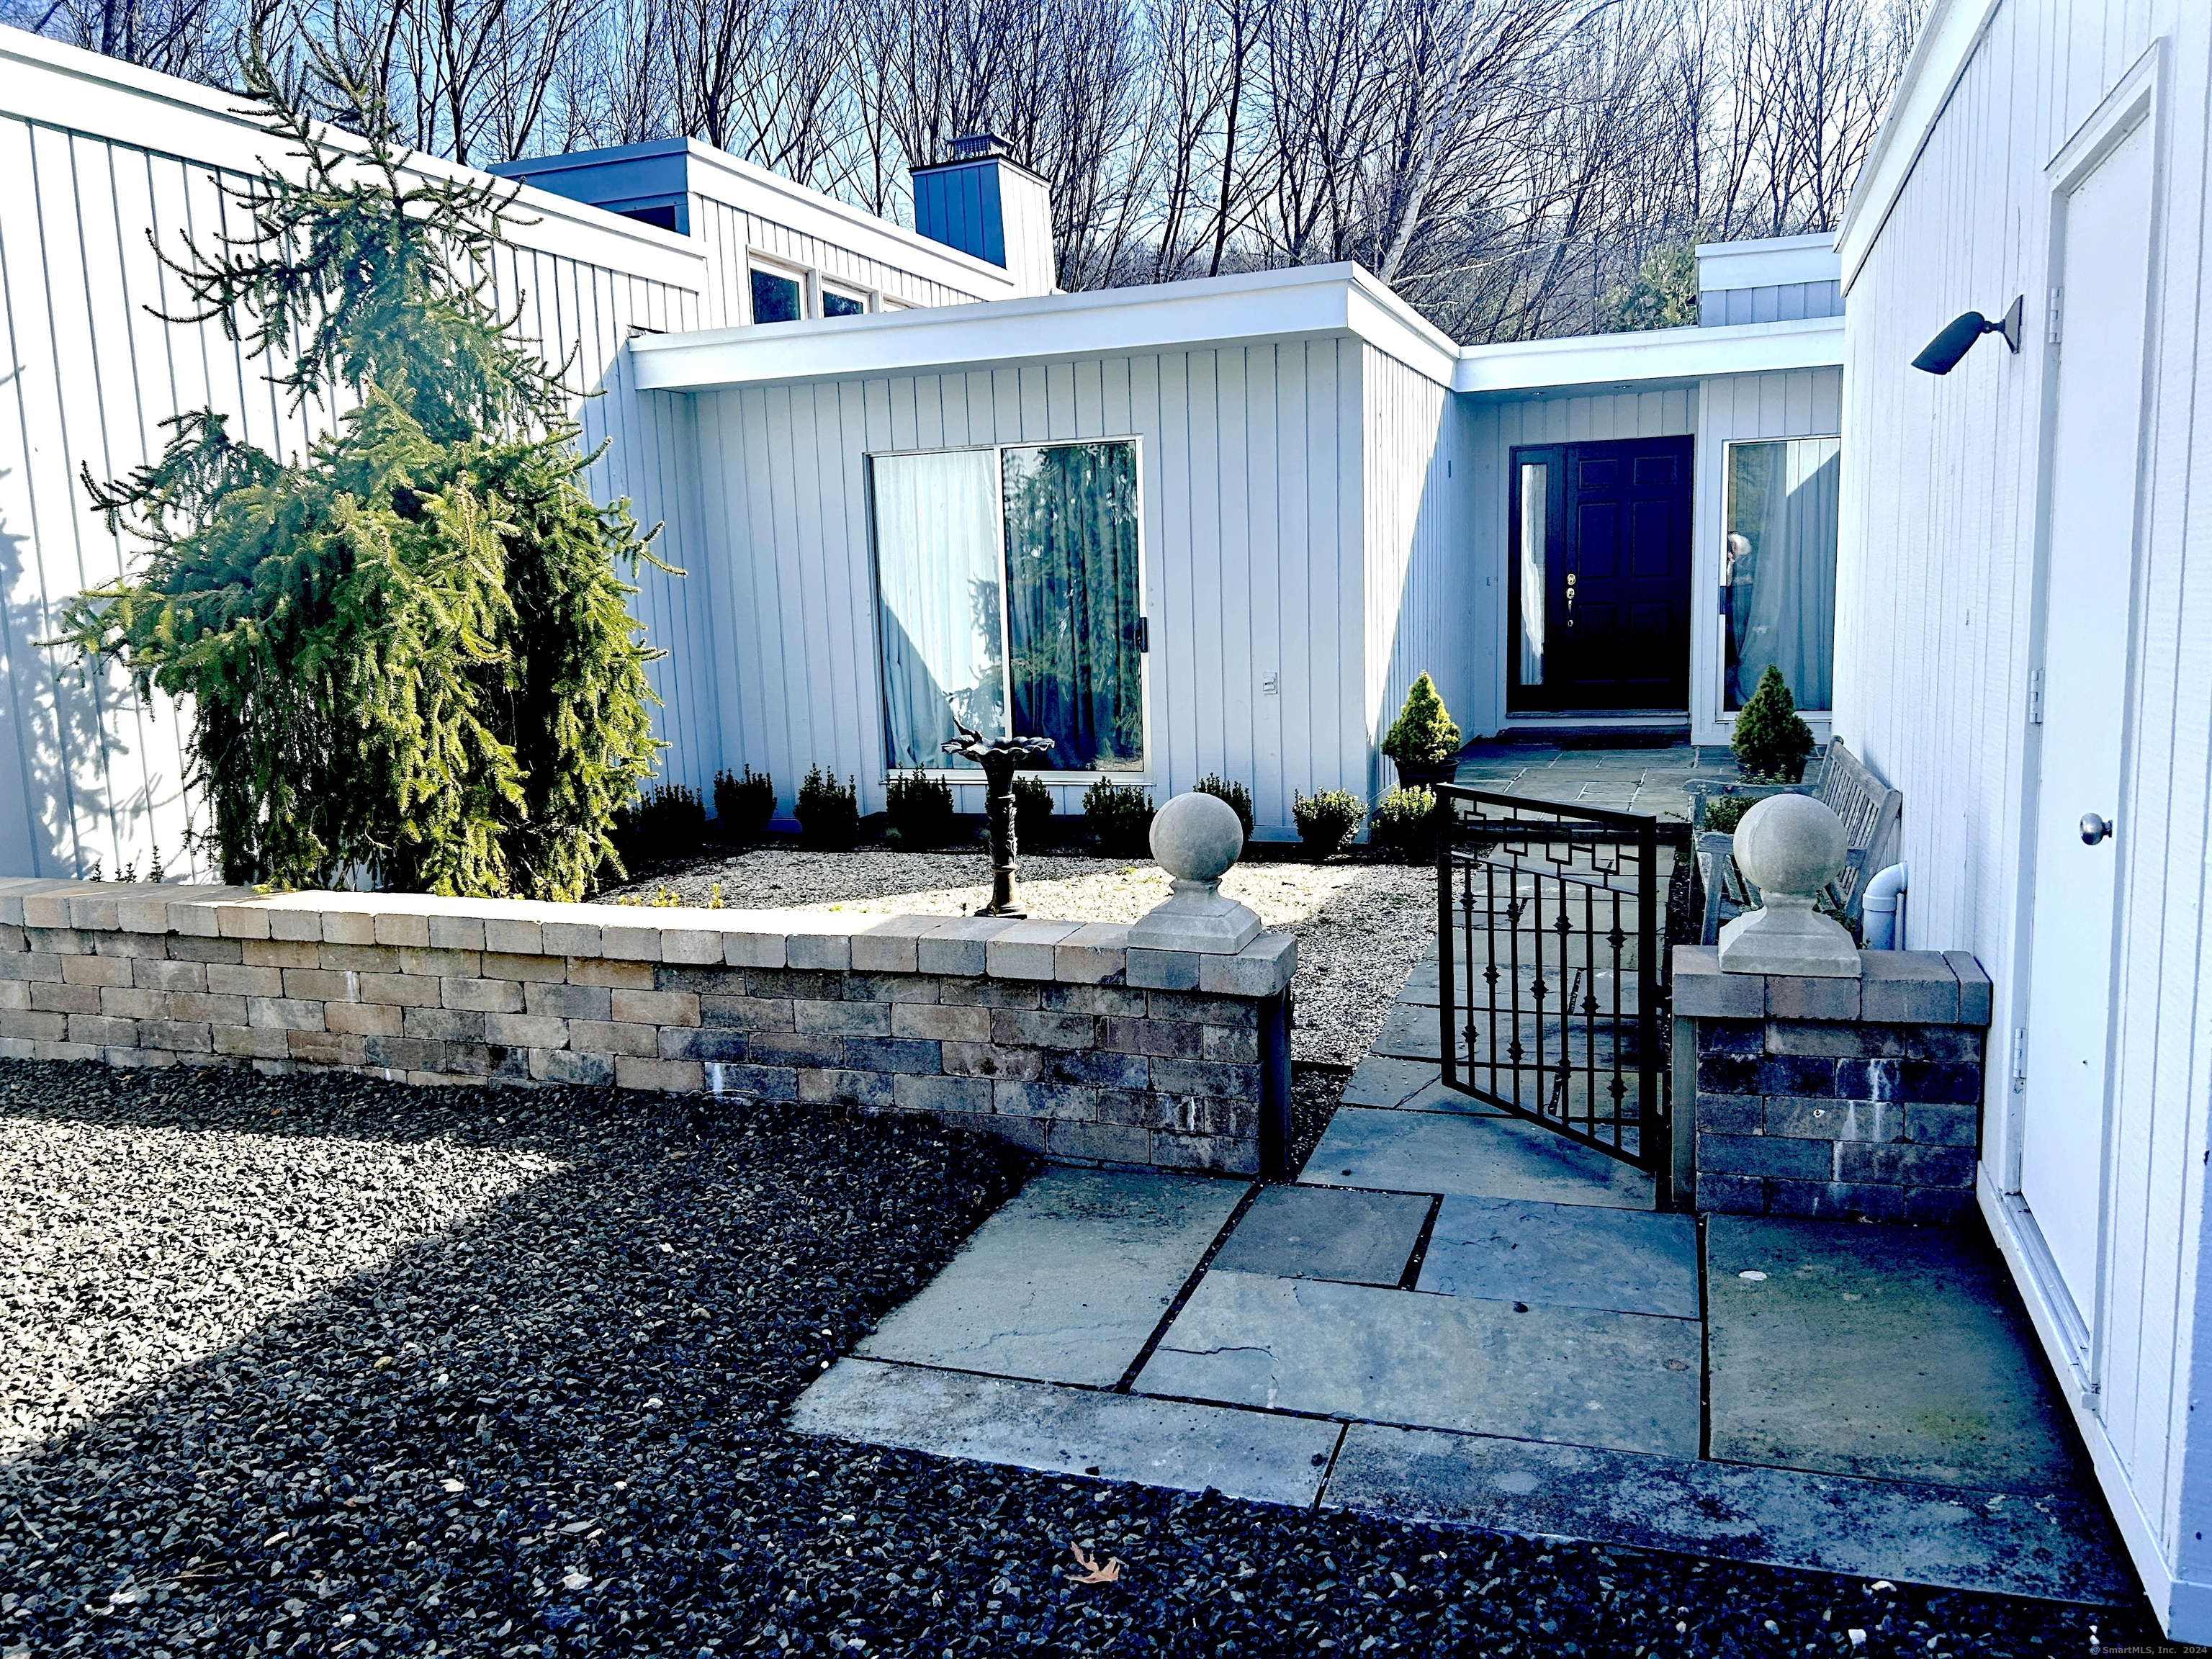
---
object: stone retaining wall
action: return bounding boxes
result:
[1671,945,1992,1221]
[0,880,1295,1175]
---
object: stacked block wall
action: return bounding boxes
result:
[0,881,1295,1175]
[1672,946,1992,1221]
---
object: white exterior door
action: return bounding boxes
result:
[2018,115,2155,1323]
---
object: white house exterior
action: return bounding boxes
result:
[0,24,1853,863]
[625,243,1845,835]
[0,28,1039,883]
[1833,0,2212,1635]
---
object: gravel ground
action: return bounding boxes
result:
[0,1061,2157,1658]
[603,847,1432,1066]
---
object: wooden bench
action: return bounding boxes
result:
[1692,742,1902,945]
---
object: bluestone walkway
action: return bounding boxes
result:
[794,951,2131,1606]
[1451,739,1731,822]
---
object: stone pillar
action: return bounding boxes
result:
[1671,945,1993,1221]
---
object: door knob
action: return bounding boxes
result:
[2080,812,2113,846]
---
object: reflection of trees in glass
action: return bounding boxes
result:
[1001,443,1143,770]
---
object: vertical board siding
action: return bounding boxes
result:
[692,196,983,329]
[1835,0,2211,1599]
[1362,345,1473,797]
[688,342,1369,835]
[0,69,709,881]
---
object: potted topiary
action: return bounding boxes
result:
[1731,665,1816,783]
[1382,672,1462,791]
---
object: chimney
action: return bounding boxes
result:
[910,133,1056,296]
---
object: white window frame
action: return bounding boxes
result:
[745,248,812,325]
[821,279,876,318]
[866,436,1153,786]
[1716,431,1843,719]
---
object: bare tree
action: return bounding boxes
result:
[19,0,1925,338]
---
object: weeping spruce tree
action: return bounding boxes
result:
[55,50,669,899]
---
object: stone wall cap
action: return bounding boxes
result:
[1672,943,1990,1027]
[0,880,1298,999]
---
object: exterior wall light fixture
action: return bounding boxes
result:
[1912,296,2025,374]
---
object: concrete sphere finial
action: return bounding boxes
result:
[1151,791,1244,883]
[1733,793,1848,898]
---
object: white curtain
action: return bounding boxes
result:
[1518,462,1547,686]
[873,450,1005,768]
[1725,438,1840,710]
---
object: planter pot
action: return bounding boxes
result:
[1392,757,1458,793]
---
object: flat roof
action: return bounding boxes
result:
[629,264,1845,396]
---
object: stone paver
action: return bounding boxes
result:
[1210,1184,1433,1287]
[1707,1215,2095,1493]
[1136,1269,1701,1457]
[794,1359,1339,1509]
[1450,740,1727,822]
[857,1167,1246,1386]
[1323,1424,2134,1606]
[1341,1055,1494,1115]
[1302,1106,1656,1209]
[795,932,2127,1611]
[1418,1196,1699,1318]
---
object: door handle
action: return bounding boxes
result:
[1565,571,1575,629]
[2080,812,2113,846]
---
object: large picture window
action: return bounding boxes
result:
[1722,436,1840,711]
[873,441,1144,773]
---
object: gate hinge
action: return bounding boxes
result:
[2012,1026,2028,1092]
[2047,287,2063,346]
[2028,667,2043,725]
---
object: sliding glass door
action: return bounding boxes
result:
[873,441,1144,773]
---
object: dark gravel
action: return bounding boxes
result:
[0,1059,2162,1658]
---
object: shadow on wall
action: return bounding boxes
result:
[0,446,129,881]
[0,1064,1032,1655]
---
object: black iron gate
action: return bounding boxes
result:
[1435,786,1678,1208]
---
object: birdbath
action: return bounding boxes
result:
[941,722,1053,917]
[1717,793,1862,977]
[1127,792,1262,954]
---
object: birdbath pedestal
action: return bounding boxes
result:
[941,731,1054,917]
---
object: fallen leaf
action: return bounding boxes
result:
[1067,1545,1123,1585]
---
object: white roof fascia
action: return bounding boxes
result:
[0,25,705,288]
[1833,0,2004,293]
[631,263,1461,391]
[1450,315,1845,397]
[674,142,1024,297]
[1695,233,1840,292]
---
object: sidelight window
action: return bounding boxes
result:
[1722,437,1840,711]
[873,441,1145,773]
[1516,461,1548,685]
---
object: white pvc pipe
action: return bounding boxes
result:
[1862,861,1910,950]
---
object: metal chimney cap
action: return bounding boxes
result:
[949,132,1012,162]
